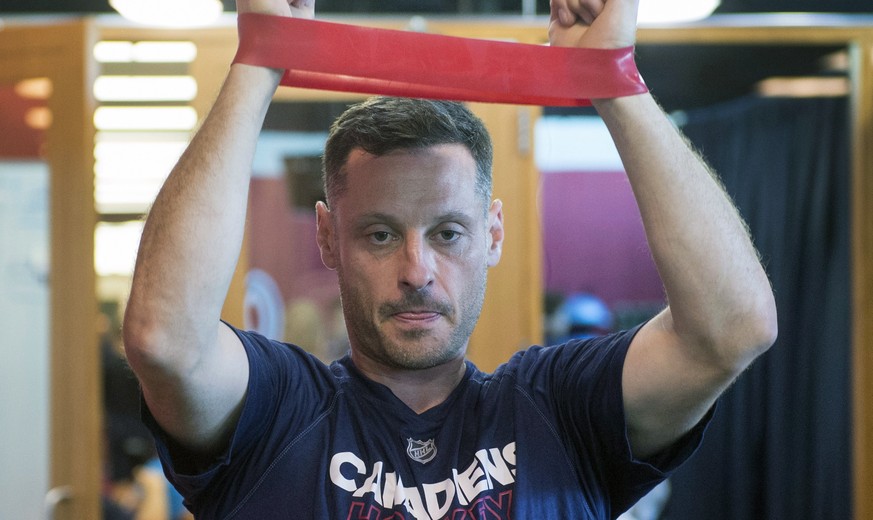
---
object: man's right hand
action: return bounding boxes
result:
[549,0,638,50]
[236,0,314,19]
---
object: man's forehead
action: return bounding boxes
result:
[343,143,475,168]
[341,145,476,188]
[337,185,483,223]
[328,143,484,216]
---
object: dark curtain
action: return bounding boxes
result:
[662,95,852,520]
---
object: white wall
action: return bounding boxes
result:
[0,161,50,519]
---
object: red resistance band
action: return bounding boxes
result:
[233,13,647,106]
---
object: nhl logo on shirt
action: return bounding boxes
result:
[406,438,437,464]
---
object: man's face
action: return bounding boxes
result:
[316,144,503,371]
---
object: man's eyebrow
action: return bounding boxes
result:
[434,211,476,227]
[357,212,398,222]
[353,210,477,229]
[353,212,403,230]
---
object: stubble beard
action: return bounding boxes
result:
[337,267,488,371]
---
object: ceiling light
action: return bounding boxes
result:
[94,76,198,102]
[24,108,52,131]
[756,77,850,98]
[94,107,198,131]
[14,78,52,100]
[109,0,223,28]
[94,41,198,63]
[638,0,720,24]
[131,41,198,63]
[95,221,144,276]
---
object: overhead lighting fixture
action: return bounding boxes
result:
[24,108,53,131]
[638,0,720,24]
[93,132,191,214]
[756,77,850,98]
[15,78,53,100]
[94,106,198,131]
[109,0,223,28]
[94,76,198,102]
[95,221,144,276]
[94,41,198,64]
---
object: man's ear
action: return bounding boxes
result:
[315,201,338,271]
[486,199,504,268]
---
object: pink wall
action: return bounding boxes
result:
[540,170,664,309]
[248,177,339,313]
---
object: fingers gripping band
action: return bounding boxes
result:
[233,13,647,106]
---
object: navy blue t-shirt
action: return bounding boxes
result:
[144,324,710,519]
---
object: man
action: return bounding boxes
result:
[122,0,778,518]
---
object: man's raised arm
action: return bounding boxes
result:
[122,0,312,454]
[551,0,778,458]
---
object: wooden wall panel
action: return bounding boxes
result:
[0,19,101,520]
[850,37,873,520]
[466,103,544,372]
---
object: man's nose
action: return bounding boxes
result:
[399,235,435,291]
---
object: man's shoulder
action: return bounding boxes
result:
[229,324,336,369]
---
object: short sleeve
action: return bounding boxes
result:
[511,325,714,515]
[141,323,337,510]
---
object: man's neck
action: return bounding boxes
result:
[350,354,468,414]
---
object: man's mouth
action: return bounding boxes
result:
[381,295,452,323]
[392,310,442,322]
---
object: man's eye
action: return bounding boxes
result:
[436,230,460,242]
[371,231,392,243]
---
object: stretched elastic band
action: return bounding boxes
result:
[233,13,647,106]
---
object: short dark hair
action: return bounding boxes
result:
[322,97,493,208]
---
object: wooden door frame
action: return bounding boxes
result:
[0,17,100,520]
